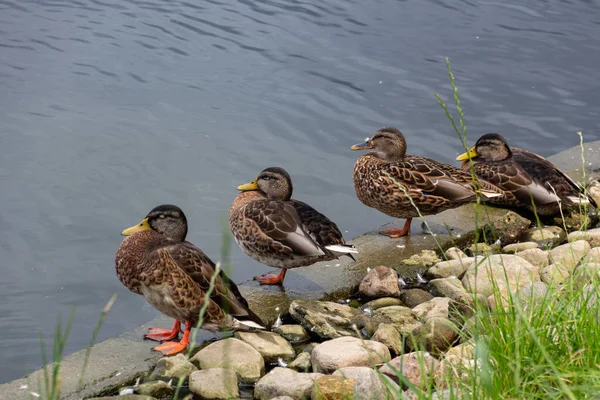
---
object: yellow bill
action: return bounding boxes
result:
[456,147,478,161]
[121,218,151,236]
[237,180,259,191]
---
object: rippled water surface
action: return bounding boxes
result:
[1,0,600,382]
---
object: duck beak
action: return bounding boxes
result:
[456,147,478,161]
[351,140,374,151]
[237,180,259,191]
[122,218,151,236]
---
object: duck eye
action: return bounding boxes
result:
[159,214,165,219]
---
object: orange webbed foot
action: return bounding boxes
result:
[144,320,181,342]
[152,322,191,355]
[254,269,287,285]
[379,219,412,238]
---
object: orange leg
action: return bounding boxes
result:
[379,218,412,238]
[153,322,191,355]
[254,269,287,285]
[144,320,182,342]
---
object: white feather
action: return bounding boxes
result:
[236,319,265,330]
[325,245,359,254]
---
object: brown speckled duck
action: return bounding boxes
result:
[115,204,264,355]
[229,167,357,285]
[457,133,597,215]
[351,127,507,238]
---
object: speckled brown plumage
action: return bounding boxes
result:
[229,167,356,284]
[458,133,596,215]
[115,205,264,354]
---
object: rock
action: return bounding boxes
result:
[433,355,475,389]
[540,263,572,285]
[372,306,422,336]
[412,297,450,321]
[401,250,442,268]
[432,389,465,400]
[273,324,310,343]
[191,338,264,383]
[428,278,468,301]
[462,255,540,297]
[568,228,600,247]
[149,354,197,382]
[289,300,363,339]
[590,184,600,207]
[135,381,173,398]
[515,248,549,271]
[235,331,296,364]
[426,258,475,279]
[302,342,319,354]
[445,341,474,359]
[445,247,468,260]
[311,337,391,374]
[271,397,295,400]
[502,241,540,253]
[399,289,434,308]
[573,263,600,289]
[362,297,405,312]
[582,284,598,311]
[403,390,420,400]
[289,351,311,372]
[333,366,400,400]
[548,240,591,271]
[253,367,323,400]
[466,243,500,257]
[407,317,458,356]
[484,210,531,245]
[582,247,600,264]
[189,368,238,400]
[521,226,566,247]
[88,396,156,400]
[311,375,355,400]
[513,281,549,311]
[447,295,487,325]
[359,265,401,298]
[371,323,404,355]
[460,316,477,340]
[380,351,438,390]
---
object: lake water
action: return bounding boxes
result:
[1,0,599,383]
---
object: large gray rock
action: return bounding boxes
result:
[462,254,540,297]
[399,289,434,308]
[433,355,475,389]
[521,226,566,247]
[568,228,600,247]
[189,368,239,400]
[379,351,439,390]
[502,242,540,253]
[149,353,197,382]
[333,366,400,400]
[445,247,468,260]
[515,248,549,271]
[513,281,549,312]
[582,247,600,264]
[427,258,474,279]
[253,367,323,400]
[289,300,363,339]
[540,263,571,285]
[359,265,401,298]
[273,324,310,343]
[311,337,391,374]
[235,331,296,364]
[412,297,450,321]
[371,323,404,355]
[573,262,600,289]
[428,278,469,302]
[548,240,591,271]
[191,338,264,383]
[407,317,459,356]
[134,381,173,398]
[362,297,405,312]
[372,306,422,336]
[289,351,312,372]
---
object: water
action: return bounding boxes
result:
[1,0,599,383]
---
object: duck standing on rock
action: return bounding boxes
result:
[457,133,597,215]
[115,204,265,355]
[230,167,357,285]
[351,127,507,238]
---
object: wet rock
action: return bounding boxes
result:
[502,242,539,253]
[235,331,296,364]
[149,353,197,382]
[135,381,173,398]
[568,228,600,247]
[466,243,500,257]
[191,338,264,384]
[371,323,404,355]
[311,336,391,374]
[412,297,450,321]
[515,248,549,271]
[426,258,475,280]
[548,240,591,271]
[521,226,566,248]
[407,317,459,356]
[573,263,600,289]
[273,324,310,343]
[582,247,600,264]
[359,265,401,298]
[372,306,422,336]
[289,300,363,339]
[289,351,311,372]
[401,250,442,269]
[445,247,468,260]
[400,289,434,308]
[311,375,355,400]
[253,367,323,400]
[462,255,540,297]
[189,368,238,400]
[362,297,405,312]
[380,351,438,390]
[333,366,400,400]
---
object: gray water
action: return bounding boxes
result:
[1,0,599,383]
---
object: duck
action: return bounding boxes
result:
[456,133,597,215]
[115,204,265,355]
[229,167,357,285]
[351,127,507,238]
